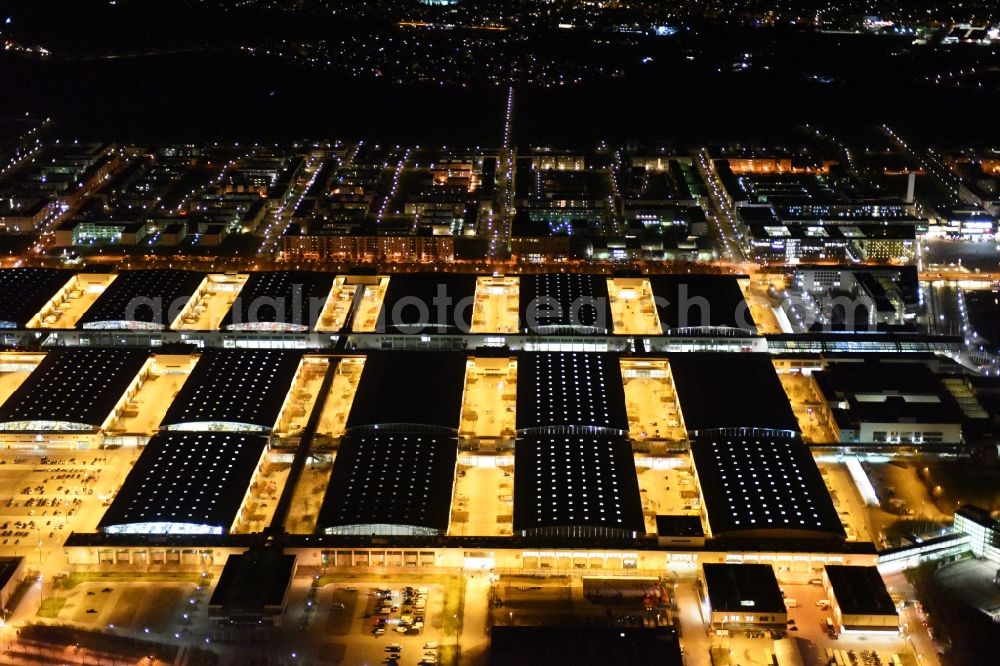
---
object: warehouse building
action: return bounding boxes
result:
[513,432,644,539]
[649,275,756,336]
[0,348,149,447]
[0,268,72,329]
[519,273,612,334]
[668,353,799,437]
[515,352,628,435]
[317,431,458,536]
[700,563,788,627]
[376,273,477,334]
[221,270,335,332]
[99,431,269,535]
[159,349,303,433]
[690,434,845,541]
[77,269,204,330]
[345,351,466,432]
[822,565,899,635]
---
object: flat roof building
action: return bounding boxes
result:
[691,434,845,541]
[345,351,466,431]
[376,273,477,334]
[490,626,682,666]
[649,275,756,335]
[99,431,269,535]
[208,550,296,626]
[519,273,612,334]
[0,348,148,433]
[0,268,71,328]
[317,431,458,536]
[701,563,787,627]
[159,350,302,433]
[822,565,899,635]
[515,352,628,434]
[655,515,706,547]
[220,270,335,332]
[954,504,1000,564]
[513,432,644,539]
[813,359,965,444]
[77,269,204,330]
[668,353,799,436]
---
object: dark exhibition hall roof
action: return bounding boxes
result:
[0,348,148,429]
[317,431,458,534]
[78,269,204,329]
[824,565,898,617]
[99,431,269,534]
[377,273,477,334]
[221,270,335,331]
[519,273,611,334]
[0,268,70,328]
[160,349,302,430]
[690,434,844,540]
[345,351,466,431]
[515,352,628,433]
[648,275,755,334]
[667,352,799,434]
[513,432,644,537]
[702,563,786,614]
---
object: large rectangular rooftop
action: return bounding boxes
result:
[317,431,458,536]
[519,273,612,334]
[691,434,844,540]
[515,352,628,433]
[0,348,148,430]
[376,273,477,334]
[0,268,71,328]
[648,275,756,334]
[220,270,335,331]
[513,432,644,538]
[159,350,303,432]
[77,269,204,330]
[99,431,269,535]
[668,353,799,435]
[345,351,466,431]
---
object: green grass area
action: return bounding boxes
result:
[922,462,1000,514]
[442,575,465,639]
[311,571,450,588]
[56,571,212,590]
[439,644,459,666]
[36,596,67,618]
[710,646,732,666]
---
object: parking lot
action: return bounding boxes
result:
[293,582,447,666]
[0,448,139,550]
[41,579,198,632]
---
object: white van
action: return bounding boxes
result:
[784,598,798,608]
